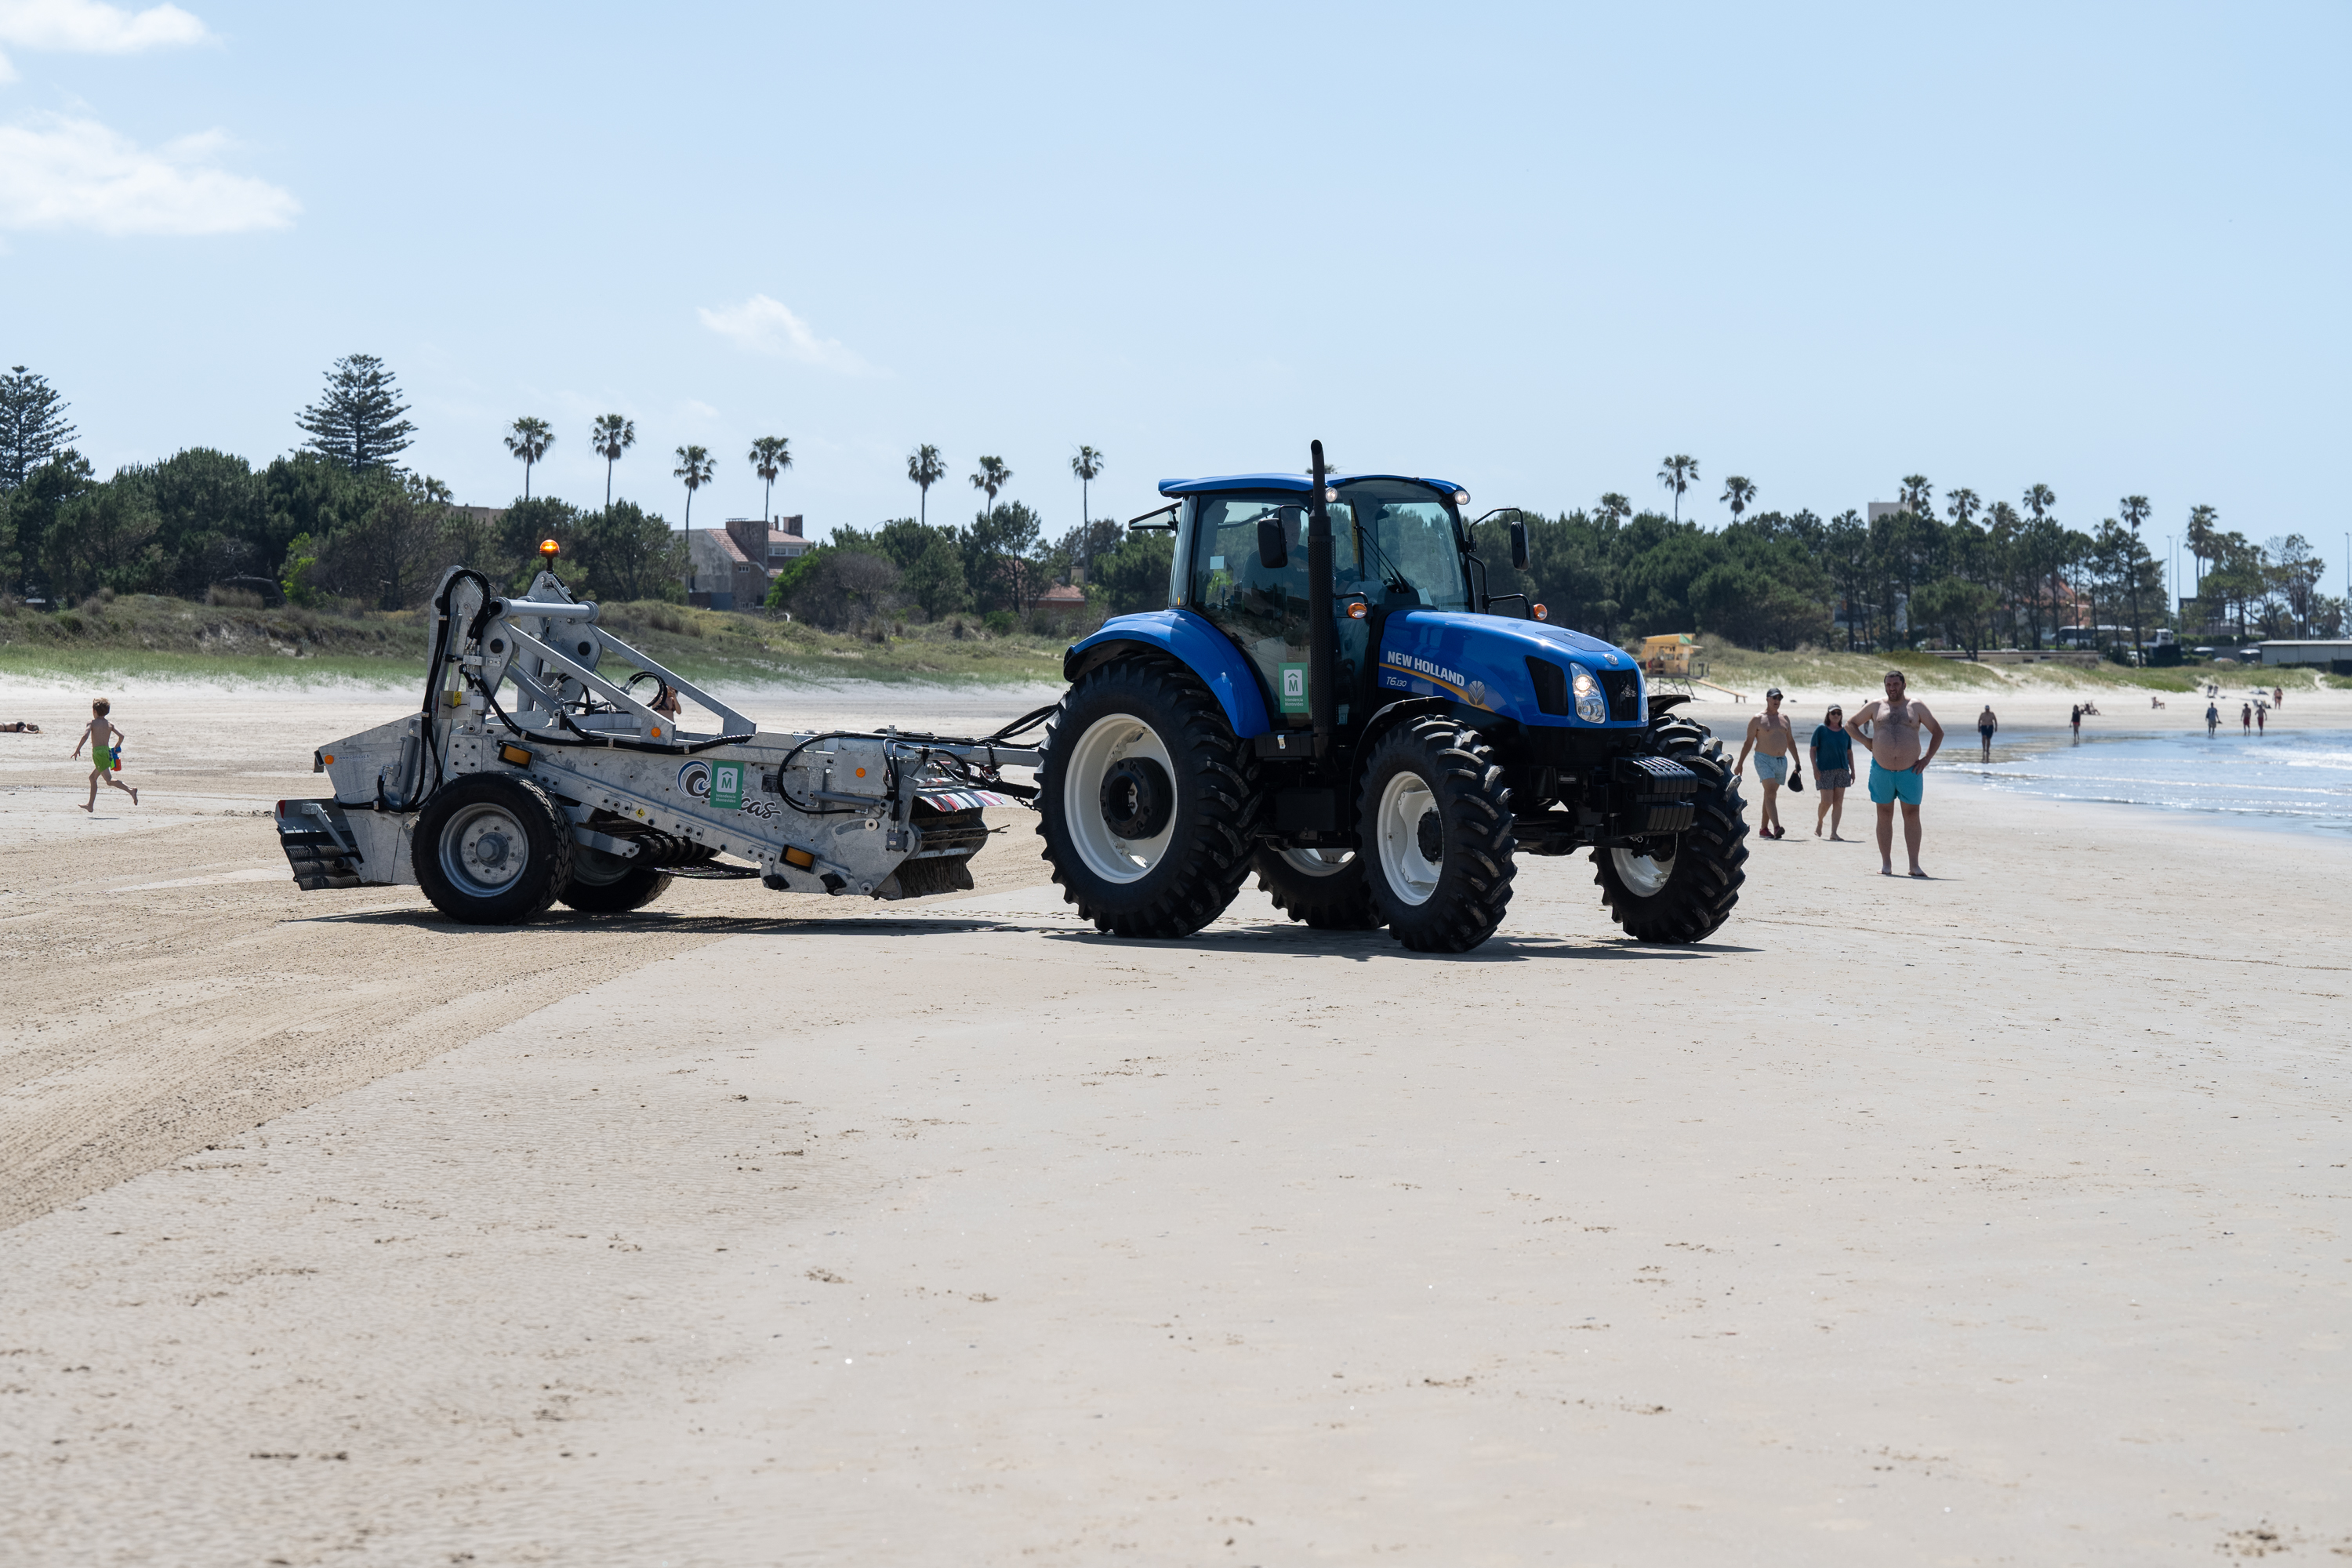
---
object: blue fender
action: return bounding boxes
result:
[1064,610,1273,738]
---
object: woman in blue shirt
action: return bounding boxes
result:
[1810,706,1855,839]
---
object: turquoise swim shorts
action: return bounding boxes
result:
[1868,760,1923,806]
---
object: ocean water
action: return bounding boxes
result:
[1955,727,2352,837]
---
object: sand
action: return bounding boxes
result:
[2,678,2347,1564]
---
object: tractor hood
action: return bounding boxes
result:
[1376,610,1646,727]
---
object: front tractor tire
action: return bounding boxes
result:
[1592,714,1748,943]
[1037,658,1262,938]
[414,772,575,925]
[1357,715,1516,953]
[1254,845,1384,930]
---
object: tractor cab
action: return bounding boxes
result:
[1167,472,1475,734]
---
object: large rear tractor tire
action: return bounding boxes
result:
[1357,715,1515,953]
[1592,715,1748,942]
[558,848,673,914]
[1253,844,1384,930]
[1037,657,1262,938]
[414,773,575,924]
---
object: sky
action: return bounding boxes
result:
[2,0,2347,597]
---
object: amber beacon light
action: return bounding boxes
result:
[539,539,561,557]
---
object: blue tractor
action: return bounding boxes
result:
[1036,443,1750,953]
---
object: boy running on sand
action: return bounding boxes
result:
[74,698,138,811]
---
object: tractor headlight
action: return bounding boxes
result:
[1570,664,1608,724]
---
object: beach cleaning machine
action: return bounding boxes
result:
[275,558,1043,924]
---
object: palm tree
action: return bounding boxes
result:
[674,444,714,590]
[1719,474,1755,526]
[1899,474,1933,517]
[748,435,792,521]
[906,445,946,525]
[1657,456,1698,521]
[971,455,1011,510]
[1069,445,1105,579]
[1945,487,1980,531]
[505,416,554,501]
[591,414,636,510]
[2120,494,2152,658]
[2185,503,2219,600]
[1596,492,1632,526]
[2023,482,2055,521]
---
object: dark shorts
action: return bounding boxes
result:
[1817,767,1853,790]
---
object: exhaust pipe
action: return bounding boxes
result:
[1306,439,1336,757]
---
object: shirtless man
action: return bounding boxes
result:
[1846,670,1942,877]
[1976,703,1998,762]
[72,696,138,811]
[1733,687,1798,840]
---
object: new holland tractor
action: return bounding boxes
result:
[1033,443,1748,953]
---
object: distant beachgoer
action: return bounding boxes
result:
[73,698,137,812]
[1734,688,1798,840]
[2241,702,2252,733]
[2070,704,2082,739]
[2205,701,2220,737]
[2149,695,2165,710]
[1810,705,1855,840]
[2274,685,2284,707]
[2082,700,2100,716]
[2257,703,2267,734]
[1846,670,1944,878]
[1977,704,1998,762]
[652,681,683,720]
[1,720,40,733]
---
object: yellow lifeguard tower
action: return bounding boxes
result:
[1635,633,1746,702]
[1638,633,1701,679]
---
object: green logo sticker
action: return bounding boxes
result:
[1279,662,1309,715]
[710,761,743,810]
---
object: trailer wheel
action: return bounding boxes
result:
[414,773,574,924]
[558,849,672,914]
[1357,715,1515,953]
[1592,717,1747,943]
[1253,845,1384,930]
[1037,657,1261,938]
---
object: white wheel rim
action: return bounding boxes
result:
[1064,713,1177,884]
[1278,846,1355,877]
[441,801,530,897]
[1610,845,1675,898]
[1374,771,1442,906]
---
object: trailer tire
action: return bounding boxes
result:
[1592,717,1747,943]
[414,773,574,924]
[558,854,673,914]
[1253,845,1384,930]
[1358,715,1515,953]
[1037,656,1261,938]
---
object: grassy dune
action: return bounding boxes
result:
[0,593,1076,689]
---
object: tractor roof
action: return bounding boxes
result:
[1156,473,1464,498]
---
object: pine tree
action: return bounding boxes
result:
[0,366,78,491]
[296,354,416,473]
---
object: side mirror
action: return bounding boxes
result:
[1258,514,1288,570]
[1508,517,1530,572]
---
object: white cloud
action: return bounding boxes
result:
[697,293,874,375]
[0,112,296,234]
[0,0,209,78]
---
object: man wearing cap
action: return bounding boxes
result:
[1846,669,1944,877]
[1733,687,1798,840]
